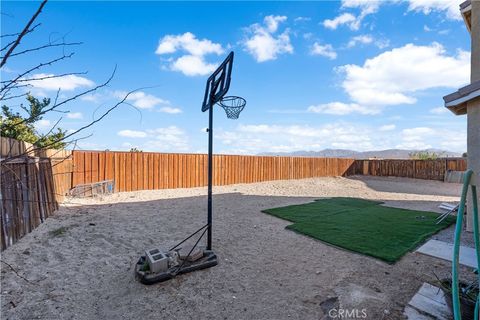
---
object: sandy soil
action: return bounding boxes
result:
[1,176,475,320]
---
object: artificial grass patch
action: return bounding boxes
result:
[262,197,455,264]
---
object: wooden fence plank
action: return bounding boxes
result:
[153,154,159,189]
[91,152,99,183]
[125,153,132,192]
[138,153,144,190]
[72,151,84,186]
[105,152,114,182]
[119,153,126,192]
[84,152,92,184]
[131,152,138,191]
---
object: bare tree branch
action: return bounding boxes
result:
[1,71,88,84]
[34,89,139,151]
[0,0,47,68]
[6,41,82,58]
[1,40,16,52]
[0,52,74,99]
[0,92,28,101]
[42,117,63,137]
[1,66,117,152]
[3,88,141,162]
[43,66,116,111]
[0,23,41,40]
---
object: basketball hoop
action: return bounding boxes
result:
[217,96,246,119]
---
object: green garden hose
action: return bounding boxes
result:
[452,169,479,320]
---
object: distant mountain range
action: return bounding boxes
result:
[258,149,463,159]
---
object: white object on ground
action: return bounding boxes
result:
[145,248,169,273]
[416,239,477,268]
[436,203,459,224]
[439,203,457,210]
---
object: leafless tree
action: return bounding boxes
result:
[0,1,146,254]
[1,0,139,160]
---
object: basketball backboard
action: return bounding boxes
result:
[201,51,234,112]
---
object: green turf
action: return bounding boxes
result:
[262,197,455,264]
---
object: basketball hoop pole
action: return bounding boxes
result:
[206,78,221,251]
[207,93,214,251]
[201,51,237,252]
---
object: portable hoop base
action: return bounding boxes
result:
[135,250,218,285]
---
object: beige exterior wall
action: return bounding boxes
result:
[472,1,480,82]
[467,1,480,232]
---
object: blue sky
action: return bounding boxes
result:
[2,0,471,154]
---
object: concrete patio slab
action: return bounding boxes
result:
[416,239,478,268]
[404,283,452,320]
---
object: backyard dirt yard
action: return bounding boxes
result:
[1,176,474,320]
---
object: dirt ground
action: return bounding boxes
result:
[0,176,475,320]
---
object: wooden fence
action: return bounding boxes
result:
[347,158,467,181]
[71,151,355,192]
[1,137,73,250]
[0,137,469,250]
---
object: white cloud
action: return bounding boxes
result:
[66,112,83,119]
[430,107,449,114]
[323,0,460,33]
[156,32,223,56]
[407,0,462,20]
[155,32,224,76]
[35,119,51,129]
[339,43,470,106]
[148,126,185,136]
[396,126,465,151]
[303,32,314,40]
[310,43,337,60]
[323,13,358,30]
[440,132,467,151]
[113,91,182,112]
[170,55,218,76]
[264,15,287,32]
[323,0,381,31]
[214,121,466,154]
[118,130,148,138]
[217,123,376,153]
[379,124,396,131]
[341,0,381,15]
[243,15,293,62]
[347,35,373,48]
[146,126,189,151]
[396,140,433,150]
[307,102,379,115]
[402,127,436,138]
[25,74,94,91]
[80,93,103,103]
[396,127,437,149]
[294,16,311,23]
[159,106,182,114]
[115,91,169,109]
[347,35,390,49]
[116,126,189,151]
